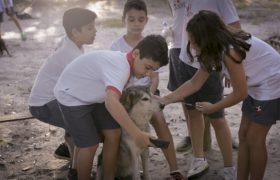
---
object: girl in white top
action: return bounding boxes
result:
[168,1,241,179]
[161,10,280,180]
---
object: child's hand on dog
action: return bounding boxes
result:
[133,131,152,149]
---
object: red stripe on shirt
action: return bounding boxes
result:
[106,86,122,96]
[125,51,134,86]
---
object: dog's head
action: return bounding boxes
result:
[120,86,164,119]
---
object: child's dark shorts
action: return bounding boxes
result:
[29,99,65,128]
[242,95,280,125]
[57,102,120,148]
[181,64,224,119]
[167,48,183,91]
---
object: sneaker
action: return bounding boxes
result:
[67,168,78,180]
[20,32,27,41]
[167,171,186,180]
[224,166,236,180]
[54,143,71,160]
[187,158,209,179]
[176,136,192,152]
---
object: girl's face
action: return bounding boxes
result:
[124,9,148,35]
[187,32,200,54]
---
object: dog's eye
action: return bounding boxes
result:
[142,97,149,101]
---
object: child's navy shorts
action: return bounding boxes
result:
[242,95,280,125]
[180,64,224,119]
[57,102,120,148]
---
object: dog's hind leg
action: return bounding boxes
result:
[141,149,151,180]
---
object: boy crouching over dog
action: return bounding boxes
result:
[28,7,97,177]
[53,34,169,179]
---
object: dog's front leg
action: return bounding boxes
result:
[131,149,141,180]
[141,149,151,180]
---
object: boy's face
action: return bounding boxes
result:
[132,49,160,79]
[124,9,148,35]
[74,20,97,45]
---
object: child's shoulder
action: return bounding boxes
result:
[111,35,126,46]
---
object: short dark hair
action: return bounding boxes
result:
[134,34,169,67]
[63,8,97,37]
[122,0,147,19]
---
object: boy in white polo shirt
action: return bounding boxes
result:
[54,34,169,180]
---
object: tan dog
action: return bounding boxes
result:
[96,86,164,180]
[116,86,164,180]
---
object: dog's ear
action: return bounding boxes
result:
[120,88,138,112]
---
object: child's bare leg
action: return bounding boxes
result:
[71,146,78,169]
[10,15,23,33]
[150,111,178,171]
[237,116,250,180]
[203,117,212,151]
[246,119,271,180]
[102,129,121,180]
[211,117,233,166]
[188,109,204,158]
[182,104,191,137]
[76,145,98,179]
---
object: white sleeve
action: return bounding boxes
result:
[217,0,240,24]
[104,59,130,93]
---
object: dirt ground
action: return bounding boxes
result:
[0,0,280,179]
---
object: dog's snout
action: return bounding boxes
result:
[160,103,165,110]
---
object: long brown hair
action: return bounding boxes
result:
[186,10,251,73]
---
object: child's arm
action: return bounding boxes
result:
[196,49,248,113]
[149,72,159,94]
[105,89,151,148]
[162,67,210,104]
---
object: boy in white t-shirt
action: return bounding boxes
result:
[111,1,185,179]
[54,34,169,180]
[28,7,97,178]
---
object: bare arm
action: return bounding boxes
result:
[105,89,151,148]
[149,72,159,94]
[196,49,248,113]
[222,20,242,87]
[162,67,210,104]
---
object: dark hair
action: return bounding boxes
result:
[186,10,251,73]
[133,34,169,67]
[63,8,97,37]
[122,0,147,19]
